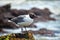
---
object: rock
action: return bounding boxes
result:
[30,7,52,16]
[0,19,20,29]
[0,4,20,29]
[2,12,15,20]
[10,9,19,17]
[30,7,56,21]
[10,7,56,21]
[24,28,54,36]
[10,9,29,17]
[0,29,7,33]
[0,4,11,12]
[0,4,14,20]
[30,7,43,16]
[38,28,54,36]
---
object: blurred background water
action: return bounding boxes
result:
[0,0,60,40]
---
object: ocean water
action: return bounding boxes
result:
[0,1,60,40]
[33,20,60,40]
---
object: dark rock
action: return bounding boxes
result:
[38,28,54,35]
[3,12,15,20]
[30,7,52,16]
[24,28,54,36]
[10,9,29,17]
[0,4,11,13]
[30,7,43,16]
[30,7,56,21]
[0,4,20,29]
[0,29,8,33]
[15,32,29,38]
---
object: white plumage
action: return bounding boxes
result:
[11,14,34,27]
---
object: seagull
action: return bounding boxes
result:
[11,13,37,31]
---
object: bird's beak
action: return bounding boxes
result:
[34,15,38,18]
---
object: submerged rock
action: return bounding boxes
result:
[38,28,54,35]
[24,28,55,36]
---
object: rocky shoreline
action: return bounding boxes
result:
[0,4,56,37]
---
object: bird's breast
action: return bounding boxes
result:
[17,19,33,26]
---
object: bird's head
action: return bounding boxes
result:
[29,12,38,19]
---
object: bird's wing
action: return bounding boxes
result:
[11,17,25,24]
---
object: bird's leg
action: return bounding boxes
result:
[18,25,23,32]
[21,27,23,32]
[24,26,27,31]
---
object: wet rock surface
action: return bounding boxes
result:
[9,7,56,22]
[22,28,55,36]
[0,4,20,30]
[29,7,56,22]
